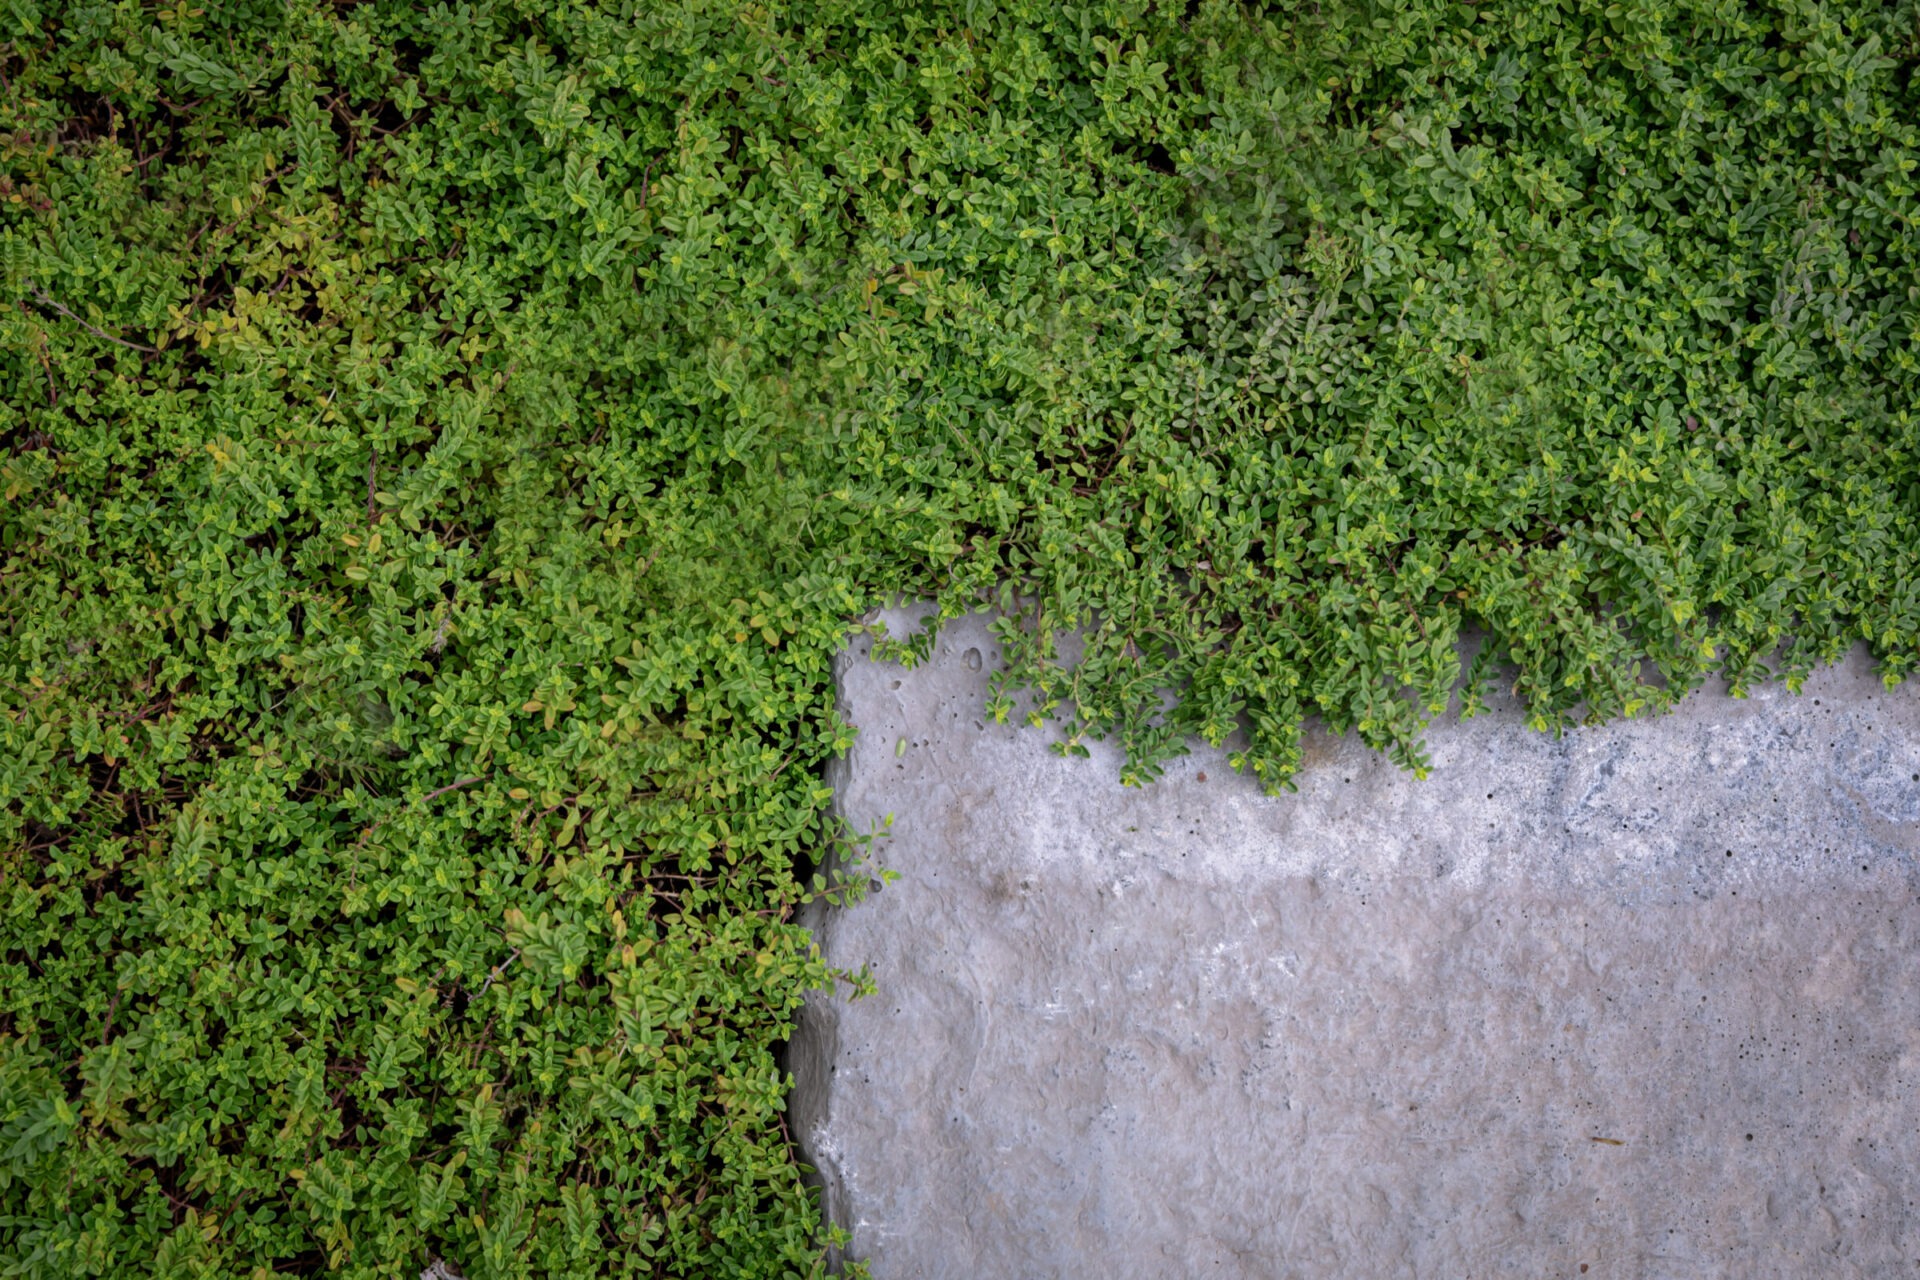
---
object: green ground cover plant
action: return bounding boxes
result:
[1,0,1916,1273]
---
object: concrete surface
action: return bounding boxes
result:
[789,611,1920,1279]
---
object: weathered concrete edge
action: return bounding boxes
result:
[787,639,871,1275]
[786,606,1920,1268]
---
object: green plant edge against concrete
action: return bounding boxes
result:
[2,0,1917,1274]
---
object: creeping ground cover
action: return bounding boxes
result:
[2,0,1918,1274]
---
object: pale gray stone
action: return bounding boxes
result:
[789,611,1920,1279]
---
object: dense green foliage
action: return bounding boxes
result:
[1,0,1916,1273]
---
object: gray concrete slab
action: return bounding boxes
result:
[790,611,1920,1279]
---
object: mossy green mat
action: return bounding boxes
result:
[2,0,1916,1274]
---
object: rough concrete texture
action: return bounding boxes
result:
[789,611,1920,1279]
